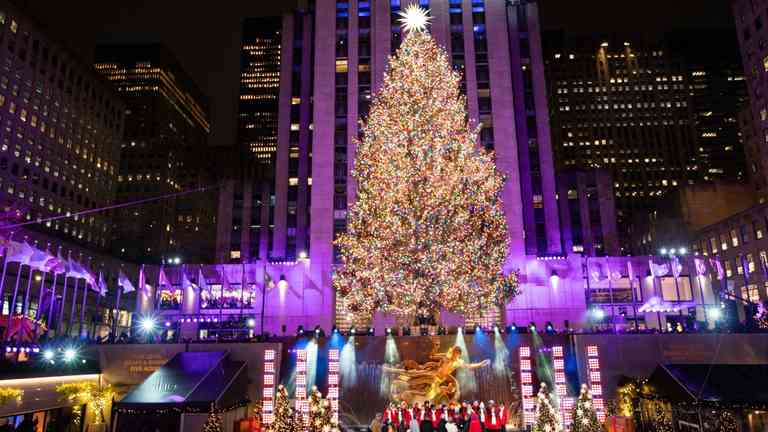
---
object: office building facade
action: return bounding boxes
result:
[94,43,215,264]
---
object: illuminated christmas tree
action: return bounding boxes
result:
[308,386,327,432]
[571,384,601,432]
[334,4,519,319]
[271,385,294,432]
[202,403,223,432]
[533,383,561,432]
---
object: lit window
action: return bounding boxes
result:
[731,229,739,247]
[335,59,348,73]
[230,250,241,259]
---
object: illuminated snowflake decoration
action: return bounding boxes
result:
[397,4,432,33]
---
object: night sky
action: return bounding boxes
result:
[20,0,735,150]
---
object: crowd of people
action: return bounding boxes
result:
[372,401,509,432]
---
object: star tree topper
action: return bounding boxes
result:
[398,4,432,33]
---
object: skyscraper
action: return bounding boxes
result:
[0,1,124,251]
[239,18,282,163]
[94,43,215,264]
[733,0,768,202]
[546,34,699,252]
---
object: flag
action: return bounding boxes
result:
[118,270,135,293]
[158,266,170,288]
[181,269,193,291]
[761,253,768,278]
[66,258,86,279]
[28,245,51,271]
[741,255,750,280]
[649,258,669,277]
[694,258,707,276]
[197,268,207,292]
[6,240,34,264]
[50,251,68,274]
[139,265,149,296]
[627,261,635,281]
[670,256,682,279]
[96,272,108,296]
[710,257,725,280]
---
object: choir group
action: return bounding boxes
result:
[380,400,509,432]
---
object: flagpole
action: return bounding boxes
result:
[113,285,122,337]
[261,262,267,336]
[69,278,80,336]
[218,266,224,328]
[58,262,70,336]
[21,263,34,318]
[35,266,47,321]
[156,265,162,312]
[672,257,683,317]
[79,279,88,338]
[5,262,25,342]
[47,270,58,328]
[0,237,11,322]
[239,262,246,319]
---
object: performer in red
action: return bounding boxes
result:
[420,402,435,432]
[431,404,443,431]
[466,405,483,432]
[484,401,504,432]
[398,401,412,432]
[384,402,398,427]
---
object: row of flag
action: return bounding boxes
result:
[587,254,768,283]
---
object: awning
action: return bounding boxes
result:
[115,351,248,413]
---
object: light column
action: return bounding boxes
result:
[296,348,309,428]
[586,345,605,422]
[262,348,277,425]
[552,345,573,428]
[328,348,340,424]
[518,346,534,427]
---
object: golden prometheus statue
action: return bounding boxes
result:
[383,342,490,404]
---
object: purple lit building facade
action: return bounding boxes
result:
[210,0,724,332]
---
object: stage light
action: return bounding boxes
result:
[332,326,339,334]
[247,318,256,328]
[591,308,606,321]
[529,322,536,332]
[164,321,171,327]
[386,327,392,335]
[43,350,54,361]
[659,248,668,255]
[368,327,375,336]
[63,348,77,363]
[707,307,722,321]
[679,247,687,255]
[475,324,481,333]
[350,327,356,336]
[298,251,308,260]
[139,317,157,333]
[493,324,499,332]
[297,325,305,336]
[545,321,554,333]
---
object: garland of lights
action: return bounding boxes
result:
[0,387,23,406]
[333,9,519,319]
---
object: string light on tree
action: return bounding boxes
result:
[571,384,601,432]
[334,5,519,319]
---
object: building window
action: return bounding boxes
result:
[757,225,765,240]
[741,284,760,304]
[730,229,739,247]
[725,260,733,278]
[230,250,241,259]
[720,234,729,251]
[710,237,718,253]
[748,253,756,273]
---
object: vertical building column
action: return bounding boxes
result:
[461,0,480,124]
[577,174,594,256]
[372,0,391,91]
[484,0,525,261]
[214,179,235,263]
[240,179,253,262]
[273,14,295,259]
[506,3,537,255]
[430,0,450,50]
[347,0,360,205]
[557,179,574,255]
[527,3,562,255]
[259,181,271,261]
[597,170,620,255]
[310,0,337,329]
[297,14,315,255]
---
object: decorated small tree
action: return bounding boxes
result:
[292,408,305,432]
[571,384,601,432]
[309,386,333,432]
[203,402,223,432]
[271,385,294,432]
[533,383,561,432]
